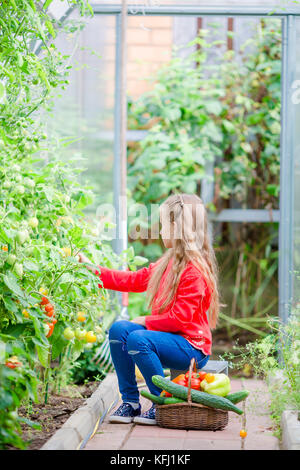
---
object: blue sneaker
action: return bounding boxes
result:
[133,403,156,425]
[108,402,141,424]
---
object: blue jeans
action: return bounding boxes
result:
[108,320,210,403]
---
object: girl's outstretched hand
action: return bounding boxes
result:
[78,252,97,274]
[131,316,146,326]
[78,252,92,264]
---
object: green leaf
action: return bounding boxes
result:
[134,256,148,266]
[59,273,76,284]
[44,186,54,203]
[43,0,54,9]
[204,100,223,116]
[36,344,49,368]
[31,336,49,349]
[23,260,39,271]
[266,184,279,197]
[222,119,235,134]
[68,226,83,244]
[73,191,94,209]
[2,272,26,300]
[0,227,11,244]
[18,416,41,430]
[2,323,27,338]
[0,82,5,99]
[45,20,56,39]
[2,296,19,314]
[50,332,66,360]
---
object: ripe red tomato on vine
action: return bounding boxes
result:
[40,296,49,306]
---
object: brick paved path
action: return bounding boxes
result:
[84,377,280,450]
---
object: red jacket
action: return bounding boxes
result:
[94,258,212,355]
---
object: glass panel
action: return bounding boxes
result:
[46,12,115,216]
[293,18,300,305]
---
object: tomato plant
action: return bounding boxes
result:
[0,0,123,450]
[0,0,149,451]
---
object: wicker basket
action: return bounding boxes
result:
[155,358,229,431]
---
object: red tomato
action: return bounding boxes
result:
[185,371,207,382]
[46,322,55,338]
[190,377,202,390]
[45,303,54,312]
[198,371,207,381]
[5,361,17,369]
[184,371,198,382]
[160,390,172,398]
[40,296,49,306]
[51,318,57,324]
[5,361,22,369]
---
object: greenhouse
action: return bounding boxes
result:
[0,0,299,452]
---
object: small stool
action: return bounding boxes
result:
[170,360,228,380]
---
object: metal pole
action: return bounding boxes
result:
[279,15,295,326]
[91,4,300,17]
[113,1,129,320]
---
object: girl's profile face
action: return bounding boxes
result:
[159,206,173,248]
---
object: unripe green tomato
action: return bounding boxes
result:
[12,164,21,172]
[14,175,22,183]
[63,327,75,340]
[28,217,38,228]
[95,326,103,335]
[43,323,50,336]
[26,246,35,256]
[3,180,11,189]
[16,185,25,195]
[24,178,35,189]
[75,328,87,340]
[97,333,105,343]
[16,230,29,245]
[8,410,18,420]
[14,263,23,278]
[7,254,17,266]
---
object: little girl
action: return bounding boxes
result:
[78,193,220,425]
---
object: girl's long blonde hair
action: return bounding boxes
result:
[146,193,222,329]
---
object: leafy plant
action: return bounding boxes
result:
[221,310,300,438]
[0,0,133,449]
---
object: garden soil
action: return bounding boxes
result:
[6,381,99,450]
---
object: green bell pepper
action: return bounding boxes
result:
[201,373,231,397]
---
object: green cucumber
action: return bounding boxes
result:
[140,390,184,405]
[163,397,186,405]
[225,390,249,404]
[152,375,243,415]
[140,390,166,405]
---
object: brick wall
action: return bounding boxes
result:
[103,15,174,109]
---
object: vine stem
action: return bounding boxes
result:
[44,344,52,404]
